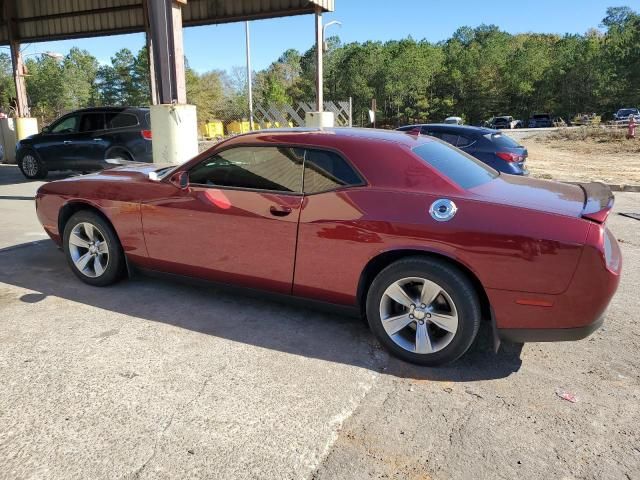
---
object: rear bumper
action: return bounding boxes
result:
[498,315,604,343]
[488,224,621,343]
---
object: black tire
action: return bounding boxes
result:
[18,149,48,179]
[63,211,125,287]
[366,257,481,366]
[106,149,132,161]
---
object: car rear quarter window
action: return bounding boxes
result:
[106,113,139,129]
[485,133,520,148]
[303,149,364,194]
[456,135,475,148]
[189,146,303,193]
[413,140,498,189]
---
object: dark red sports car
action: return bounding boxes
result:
[35,128,622,365]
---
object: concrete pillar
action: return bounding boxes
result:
[15,117,38,140]
[150,104,198,165]
[0,118,17,164]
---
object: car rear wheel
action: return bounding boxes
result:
[366,257,481,366]
[63,211,125,286]
[18,150,47,179]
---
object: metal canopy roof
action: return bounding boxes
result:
[0,0,334,44]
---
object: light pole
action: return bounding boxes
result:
[245,21,254,130]
[322,21,342,52]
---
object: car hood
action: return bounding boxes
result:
[469,174,584,218]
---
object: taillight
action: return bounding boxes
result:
[496,151,523,162]
[141,129,152,140]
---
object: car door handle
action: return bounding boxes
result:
[93,138,103,141]
[63,140,72,145]
[270,205,292,217]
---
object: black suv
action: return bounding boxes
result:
[17,107,152,179]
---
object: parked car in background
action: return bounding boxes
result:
[397,124,528,175]
[489,116,523,129]
[552,117,567,127]
[36,128,621,366]
[17,107,153,179]
[613,108,640,123]
[444,116,464,125]
[528,113,554,128]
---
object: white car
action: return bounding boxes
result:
[444,116,463,125]
[614,108,640,124]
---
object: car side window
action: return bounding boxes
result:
[79,113,105,132]
[50,115,79,134]
[189,146,303,193]
[106,113,139,129]
[303,149,364,194]
[456,135,475,148]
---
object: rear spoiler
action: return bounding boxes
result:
[579,182,614,223]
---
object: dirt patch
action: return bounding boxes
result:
[523,133,640,184]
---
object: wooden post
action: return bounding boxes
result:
[4,0,29,117]
[171,1,186,104]
[142,0,158,105]
[146,0,187,104]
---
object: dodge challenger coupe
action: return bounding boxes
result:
[35,128,622,365]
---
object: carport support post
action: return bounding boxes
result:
[142,0,158,105]
[2,0,39,164]
[305,6,334,128]
[146,0,197,164]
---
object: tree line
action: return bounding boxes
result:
[0,5,637,127]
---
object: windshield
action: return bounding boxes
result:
[618,109,639,116]
[485,133,521,148]
[413,140,498,189]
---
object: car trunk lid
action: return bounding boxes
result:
[469,175,613,220]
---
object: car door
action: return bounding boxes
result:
[35,113,80,168]
[140,145,304,294]
[72,112,107,170]
[292,148,368,304]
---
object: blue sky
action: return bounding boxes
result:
[22,0,640,73]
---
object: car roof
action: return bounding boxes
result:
[224,127,436,148]
[67,106,150,114]
[400,124,498,135]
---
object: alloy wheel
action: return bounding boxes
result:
[68,222,110,278]
[379,277,459,354]
[22,155,38,177]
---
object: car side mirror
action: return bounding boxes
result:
[170,171,189,190]
[41,125,50,134]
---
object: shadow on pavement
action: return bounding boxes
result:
[0,240,522,381]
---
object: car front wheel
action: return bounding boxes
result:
[18,150,47,179]
[366,257,481,366]
[63,211,125,286]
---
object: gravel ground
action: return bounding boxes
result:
[506,130,640,185]
[0,164,639,480]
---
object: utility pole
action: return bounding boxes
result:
[245,21,254,130]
